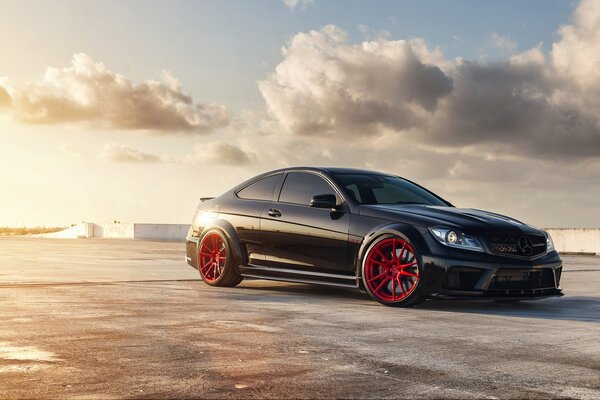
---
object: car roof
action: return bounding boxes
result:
[232,167,393,193]
[231,166,452,207]
[320,167,391,175]
[261,166,393,176]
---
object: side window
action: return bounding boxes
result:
[279,172,339,205]
[236,174,281,201]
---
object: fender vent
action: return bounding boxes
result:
[443,267,484,291]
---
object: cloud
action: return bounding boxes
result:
[283,0,314,10]
[100,143,161,163]
[490,33,517,52]
[552,0,600,92]
[58,142,87,159]
[257,4,600,160]
[182,142,256,166]
[258,26,453,137]
[0,85,11,109]
[430,61,598,158]
[0,53,228,133]
[100,141,255,166]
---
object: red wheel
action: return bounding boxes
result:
[362,236,423,306]
[197,230,243,287]
[198,232,227,283]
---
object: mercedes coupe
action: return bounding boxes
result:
[185,167,562,307]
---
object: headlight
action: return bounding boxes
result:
[545,231,555,252]
[428,226,485,252]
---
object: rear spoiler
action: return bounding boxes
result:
[199,197,215,203]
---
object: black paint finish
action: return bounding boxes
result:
[186,167,563,300]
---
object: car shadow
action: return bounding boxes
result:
[234,281,369,302]
[235,281,599,324]
[419,295,600,323]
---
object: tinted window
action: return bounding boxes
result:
[279,172,339,205]
[237,174,281,201]
[334,173,448,206]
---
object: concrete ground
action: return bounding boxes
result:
[0,238,598,399]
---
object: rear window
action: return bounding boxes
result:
[236,174,281,201]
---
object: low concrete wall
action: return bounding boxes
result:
[37,223,190,241]
[93,223,135,238]
[36,224,599,253]
[39,223,94,239]
[134,224,190,240]
[546,228,600,255]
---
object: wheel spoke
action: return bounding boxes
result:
[200,262,213,273]
[367,258,390,268]
[373,277,391,293]
[400,261,417,268]
[391,277,396,301]
[199,252,212,257]
[398,242,406,262]
[373,247,391,263]
[367,271,387,283]
[399,270,417,277]
[396,276,405,294]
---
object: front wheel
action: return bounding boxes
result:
[197,230,243,287]
[362,235,425,307]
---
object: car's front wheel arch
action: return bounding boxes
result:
[359,231,426,306]
[355,223,427,281]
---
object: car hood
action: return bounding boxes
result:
[358,204,544,235]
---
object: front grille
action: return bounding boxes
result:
[485,234,546,258]
[489,268,555,290]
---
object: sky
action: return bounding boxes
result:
[0,0,599,228]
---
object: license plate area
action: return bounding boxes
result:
[495,270,529,282]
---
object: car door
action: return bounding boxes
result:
[260,171,351,275]
[229,172,284,267]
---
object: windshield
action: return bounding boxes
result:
[333,173,449,206]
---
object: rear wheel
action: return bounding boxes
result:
[362,235,424,307]
[198,230,242,287]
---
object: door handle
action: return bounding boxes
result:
[267,208,282,218]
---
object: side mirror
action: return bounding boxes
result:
[310,194,337,209]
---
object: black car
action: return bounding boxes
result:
[185,167,562,307]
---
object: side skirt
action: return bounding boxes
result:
[239,265,359,289]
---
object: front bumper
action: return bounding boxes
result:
[421,252,563,299]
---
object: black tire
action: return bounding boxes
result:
[361,234,425,307]
[197,229,243,287]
